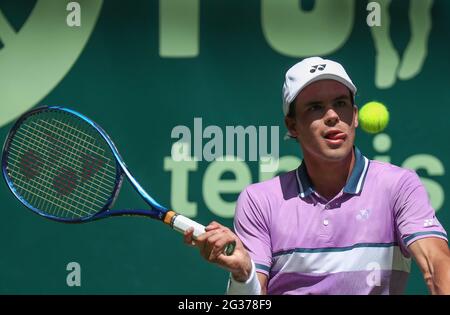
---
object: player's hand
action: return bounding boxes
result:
[184,221,253,282]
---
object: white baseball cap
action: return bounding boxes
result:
[282,56,357,117]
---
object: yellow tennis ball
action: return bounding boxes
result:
[358,101,390,134]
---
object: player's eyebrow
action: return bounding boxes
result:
[333,94,352,102]
[304,94,351,107]
[304,100,322,107]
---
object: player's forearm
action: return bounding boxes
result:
[426,258,450,295]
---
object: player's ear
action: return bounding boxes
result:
[353,104,359,128]
[284,115,298,138]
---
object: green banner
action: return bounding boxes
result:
[0,0,448,294]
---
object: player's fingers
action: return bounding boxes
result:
[202,229,235,261]
[197,229,225,260]
[205,221,222,231]
[183,227,196,246]
[208,233,236,261]
[196,228,222,243]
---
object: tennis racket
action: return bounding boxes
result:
[2,106,235,256]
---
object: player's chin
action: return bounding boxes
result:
[322,134,347,149]
[320,139,352,160]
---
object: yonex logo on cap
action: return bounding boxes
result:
[310,64,327,73]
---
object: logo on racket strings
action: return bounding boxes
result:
[19,129,106,196]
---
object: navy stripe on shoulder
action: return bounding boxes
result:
[255,263,270,272]
[272,242,398,257]
[343,147,369,194]
[403,231,448,245]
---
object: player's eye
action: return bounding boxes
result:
[335,100,348,107]
[308,104,322,112]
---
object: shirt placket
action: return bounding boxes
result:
[314,192,343,241]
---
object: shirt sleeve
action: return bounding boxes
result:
[233,187,272,276]
[393,169,448,251]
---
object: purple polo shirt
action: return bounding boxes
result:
[233,147,448,295]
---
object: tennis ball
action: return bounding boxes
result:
[358,101,390,134]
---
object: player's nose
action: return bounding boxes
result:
[324,107,339,126]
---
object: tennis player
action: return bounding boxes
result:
[184,57,450,295]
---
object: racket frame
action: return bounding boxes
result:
[2,106,236,255]
[2,106,168,223]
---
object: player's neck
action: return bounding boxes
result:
[303,148,355,201]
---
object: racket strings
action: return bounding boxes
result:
[15,120,116,183]
[6,110,118,219]
[10,116,111,217]
[9,120,98,217]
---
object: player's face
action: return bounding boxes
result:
[285,80,358,162]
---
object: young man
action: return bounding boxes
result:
[184,57,450,294]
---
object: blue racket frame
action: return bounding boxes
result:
[2,106,169,223]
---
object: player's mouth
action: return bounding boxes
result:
[323,130,346,146]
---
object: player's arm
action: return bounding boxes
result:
[184,222,268,294]
[408,237,450,295]
[256,273,268,295]
[392,169,450,294]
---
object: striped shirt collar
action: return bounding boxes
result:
[295,147,370,198]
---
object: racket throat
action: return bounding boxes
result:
[102,208,165,220]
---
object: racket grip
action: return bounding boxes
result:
[171,213,206,238]
[164,211,236,256]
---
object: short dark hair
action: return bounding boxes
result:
[287,101,297,118]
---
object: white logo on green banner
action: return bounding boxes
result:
[0,0,103,127]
